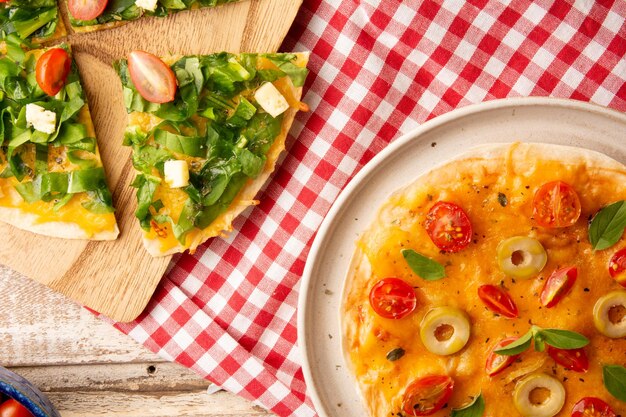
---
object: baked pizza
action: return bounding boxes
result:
[342,143,626,417]
[115,50,308,256]
[66,0,239,33]
[0,44,118,239]
[0,0,66,46]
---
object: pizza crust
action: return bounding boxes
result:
[341,142,626,417]
[143,52,309,256]
[0,206,119,240]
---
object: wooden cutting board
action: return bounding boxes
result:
[0,0,303,322]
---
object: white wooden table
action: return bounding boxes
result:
[0,265,272,417]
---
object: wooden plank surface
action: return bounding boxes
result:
[1,265,272,416]
[0,0,303,322]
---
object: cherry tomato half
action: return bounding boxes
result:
[608,248,626,288]
[424,201,472,253]
[485,337,519,376]
[68,0,108,21]
[532,181,581,228]
[402,375,454,416]
[571,397,616,417]
[36,48,71,97]
[547,346,589,373]
[477,284,518,318]
[127,51,177,104]
[0,399,34,417]
[369,278,417,319]
[540,266,577,308]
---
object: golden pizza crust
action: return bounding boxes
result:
[341,142,626,417]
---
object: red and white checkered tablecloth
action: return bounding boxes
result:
[106,1,626,415]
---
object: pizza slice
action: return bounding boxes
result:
[115,50,309,256]
[66,0,240,33]
[0,0,66,46]
[0,44,118,239]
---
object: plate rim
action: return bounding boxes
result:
[297,96,626,417]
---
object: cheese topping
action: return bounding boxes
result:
[25,103,56,134]
[343,147,626,416]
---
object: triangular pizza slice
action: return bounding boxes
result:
[0,44,118,239]
[66,0,240,33]
[115,50,308,255]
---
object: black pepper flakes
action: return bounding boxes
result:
[498,192,508,207]
[386,347,405,362]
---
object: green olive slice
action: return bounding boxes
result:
[497,236,548,279]
[593,290,626,338]
[419,306,470,356]
[513,373,565,417]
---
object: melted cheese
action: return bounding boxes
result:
[0,53,116,237]
[344,151,626,416]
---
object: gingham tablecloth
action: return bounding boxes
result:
[109,1,626,415]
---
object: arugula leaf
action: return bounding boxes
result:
[494,329,533,356]
[81,189,114,214]
[1,6,58,41]
[451,393,485,417]
[539,328,589,349]
[154,129,206,157]
[264,53,309,87]
[132,173,161,225]
[589,200,626,250]
[603,364,626,402]
[401,249,445,280]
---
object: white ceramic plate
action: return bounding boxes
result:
[297,97,626,417]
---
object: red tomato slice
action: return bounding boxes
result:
[608,248,626,288]
[0,399,34,417]
[532,181,581,228]
[571,397,616,417]
[36,48,71,97]
[402,375,454,416]
[547,346,589,373]
[424,201,472,253]
[68,0,108,21]
[369,278,417,319]
[485,337,519,376]
[540,266,577,308]
[477,284,518,318]
[128,51,177,104]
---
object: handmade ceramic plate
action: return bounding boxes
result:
[297,97,626,417]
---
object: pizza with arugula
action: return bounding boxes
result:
[115,50,308,255]
[0,44,118,239]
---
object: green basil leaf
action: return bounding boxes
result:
[603,364,626,402]
[401,249,445,280]
[451,393,485,417]
[538,328,589,350]
[495,329,533,356]
[589,200,626,250]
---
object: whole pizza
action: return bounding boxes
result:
[341,143,626,417]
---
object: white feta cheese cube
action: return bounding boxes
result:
[25,103,56,134]
[164,160,189,188]
[135,0,158,11]
[254,82,290,118]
